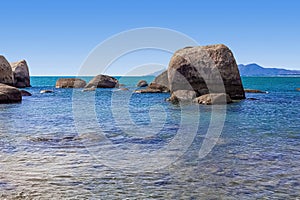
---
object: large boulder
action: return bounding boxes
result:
[168,44,245,101]
[55,78,86,88]
[10,60,31,88]
[85,74,119,88]
[0,55,14,86]
[0,83,22,103]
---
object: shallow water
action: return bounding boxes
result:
[0,76,299,199]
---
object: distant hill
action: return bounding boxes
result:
[238,63,300,76]
[148,64,300,77]
[148,69,166,76]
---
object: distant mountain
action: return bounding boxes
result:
[148,64,300,77]
[238,63,300,76]
[148,69,166,76]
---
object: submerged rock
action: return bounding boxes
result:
[20,90,32,96]
[118,88,129,91]
[40,90,53,94]
[295,88,300,91]
[247,97,259,101]
[193,93,232,105]
[135,88,162,93]
[136,80,148,87]
[10,60,31,88]
[55,78,86,88]
[244,89,267,93]
[0,83,22,103]
[168,44,245,102]
[0,56,14,86]
[85,74,119,88]
[82,86,96,92]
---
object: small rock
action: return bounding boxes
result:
[55,78,86,88]
[136,83,169,93]
[20,90,32,96]
[174,90,196,101]
[169,90,196,103]
[148,82,170,93]
[118,88,129,91]
[85,74,119,88]
[40,90,53,94]
[135,88,162,93]
[296,88,300,91]
[136,80,148,87]
[244,89,267,93]
[166,95,179,104]
[193,93,232,105]
[135,71,170,93]
[166,90,197,104]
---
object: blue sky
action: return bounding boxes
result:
[1,0,300,75]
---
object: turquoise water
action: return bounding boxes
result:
[0,76,299,199]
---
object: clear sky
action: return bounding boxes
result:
[1,0,300,75]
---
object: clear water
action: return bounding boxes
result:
[0,76,299,199]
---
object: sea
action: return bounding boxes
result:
[0,76,299,199]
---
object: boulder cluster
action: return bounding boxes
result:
[136,44,245,104]
[54,74,120,90]
[1,44,247,105]
[0,55,31,103]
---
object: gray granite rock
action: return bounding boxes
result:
[0,56,14,86]
[0,83,22,103]
[10,60,31,88]
[56,78,86,88]
[193,93,232,105]
[85,74,119,88]
[168,44,245,101]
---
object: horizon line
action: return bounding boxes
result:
[30,74,157,77]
